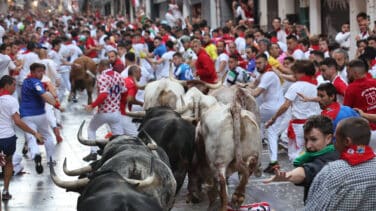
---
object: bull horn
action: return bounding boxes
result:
[202,80,222,89]
[175,96,190,114]
[124,156,155,188]
[125,107,146,118]
[181,116,196,123]
[141,129,158,150]
[169,74,187,86]
[77,121,108,146]
[63,158,92,176]
[49,158,90,189]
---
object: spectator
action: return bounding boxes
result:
[305,117,376,210]
[264,115,339,202]
[0,75,43,200]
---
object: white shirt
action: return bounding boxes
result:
[40,58,59,86]
[292,49,305,60]
[0,54,16,78]
[0,95,19,138]
[98,35,107,60]
[257,71,285,110]
[335,32,351,49]
[234,37,246,54]
[215,53,229,79]
[156,51,175,79]
[18,51,40,83]
[284,81,321,119]
[0,25,5,44]
[339,66,348,84]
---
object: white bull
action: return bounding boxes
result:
[187,89,262,211]
[209,85,261,125]
[143,78,185,110]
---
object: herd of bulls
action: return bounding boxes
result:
[50,70,263,211]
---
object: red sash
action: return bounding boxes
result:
[287,119,307,148]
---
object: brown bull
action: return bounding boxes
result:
[69,56,97,104]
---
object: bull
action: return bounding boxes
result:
[143,78,185,110]
[210,85,261,125]
[50,123,176,211]
[69,55,97,104]
[187,89,262,211]
[126,106,196,194]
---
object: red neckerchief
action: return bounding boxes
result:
[264,64,272,72]
[371,59,376,68]
[65,41,72,45]
[275,28,281,32]
[285,29,290,35]
[104,69,114,77]
[341,145,375,166]
[271,37,278,43]
[299,75,318,85]
[237,32,245,38]
[0,89,10,96]
[321,102,341,120]
[311,45,320,51]
[23,49,31,54]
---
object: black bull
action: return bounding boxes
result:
[50,132,176,211]
[136,107,196,193]
[77,171,163,211]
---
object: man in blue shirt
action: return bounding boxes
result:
[150,36,166,59]
[20,63,61,174]
[172,52,194,80]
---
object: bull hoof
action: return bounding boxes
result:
[231,191,245,210]
[186,192,202,204]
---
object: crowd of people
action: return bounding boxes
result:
[0,0,376,208]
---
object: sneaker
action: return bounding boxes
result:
[82,153,97,162]
[2,191,12,201]
[34,154,43,174]
[22,143,28,155]
[263,162,280,174]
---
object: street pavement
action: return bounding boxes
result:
[1,92,304,211]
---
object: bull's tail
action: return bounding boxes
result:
[230,95,243,169]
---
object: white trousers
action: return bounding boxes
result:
[120,115,139,137]
[261,107,286,162]
[22,114,55,160]
[45,104,57,128]
[288,123,305,161]
[59,71,71,93]
[87,111,123,153]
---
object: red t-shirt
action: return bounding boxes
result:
[332,75,348,97]
[344,77,376,130]
[120,77,138,115]
[195,48,218,84]
[85,37,97,58]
